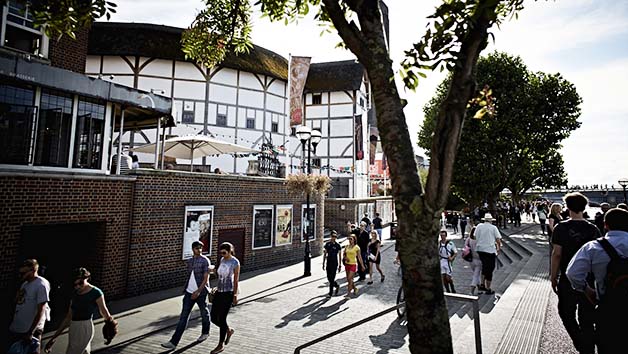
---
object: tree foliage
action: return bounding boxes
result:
[418,52,581,206]
[27,0,117,40]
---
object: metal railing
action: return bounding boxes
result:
[293,292,482,354]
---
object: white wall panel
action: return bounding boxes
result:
[228,106,237,127]
[174,62,205,81]
[137,77,172,96]
[330,119,353,137]
[314,140,328,156]
[212,68,238,85]
[238,71,262,90]
[329,138,353,156]
[330,104,353,117]
[268,79,286,96]
[267,94,284,113]
[305,105,327,118]
[174,81,206,100]
[85,55,101,74]
[207,104,217,125]
[238,130,261,148]
[195,102,205,124]
[329,91,352,104]
[173,124,202,137]
[237,108,247,128]
[140,59,173,77]
[209,85,237,105]
[102,56,133,74]
[238,89,264,108]
[109,75,134,88]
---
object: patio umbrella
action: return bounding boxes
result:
[132,135,258,171]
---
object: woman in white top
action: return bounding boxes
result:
[465,227,483,294]
[210,242,240,354]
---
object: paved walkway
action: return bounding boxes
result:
[41,222,573,354]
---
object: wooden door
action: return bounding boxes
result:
[216,228,245,267]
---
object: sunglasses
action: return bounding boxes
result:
[220,251,228,255]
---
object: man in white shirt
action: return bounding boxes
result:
[474,216,502,295]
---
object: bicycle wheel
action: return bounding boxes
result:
[396,286,406,317]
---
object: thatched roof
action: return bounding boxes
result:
[88,22,364,91]
[305,60,364,92]
[88,22,288,80]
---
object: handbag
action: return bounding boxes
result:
[368,253,377,261]
[207,286,218,303]
[462,239,473,262]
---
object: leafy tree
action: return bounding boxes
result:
[27,1,117,40]
[38,0,531,352]
[419,52,581,210]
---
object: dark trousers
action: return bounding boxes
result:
[557,276,595,354]
[595,305,622,354]
[539,219,547,234]
[358,251,368,280]
[8,329,42,353]
[210,291,234,343]
[326,264,339,295]
[460,222,467,236]
[171,291,210,345]
[477,251,496,282]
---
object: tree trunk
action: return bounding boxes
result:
[321,1,500,352]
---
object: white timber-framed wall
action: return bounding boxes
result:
[85,55,291,174]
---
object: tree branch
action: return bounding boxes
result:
[320,0,370,60]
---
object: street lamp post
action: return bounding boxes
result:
[296,126,321,277]
[619,178,628,203]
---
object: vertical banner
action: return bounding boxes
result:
[289,56,311,126]
[369,126,379,165]
[183,206,214,260]
[275,205,293,246]
[355,115,364,160]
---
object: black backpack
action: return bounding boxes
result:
[597,238,628,307]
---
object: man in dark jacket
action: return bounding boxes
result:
[356,222,370,281]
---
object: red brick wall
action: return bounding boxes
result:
[125,170,324,296]
[49,26,90,73]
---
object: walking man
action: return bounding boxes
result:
[8,259,50,353]
[594,202,611,235]
[550,192,600,354]
[372,213,383,240]
[438,230,457,293]
[474,215,501,295]
[162,241,212,350]
[323,231,342,297]
[460,214,468,238]
[566,208,628,354]
[356,222,370,281]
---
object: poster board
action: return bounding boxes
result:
[183,206,214,260]
[253,205,274,249]
[275,205,293,246]
[301,204,316,241]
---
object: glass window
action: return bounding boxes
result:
[0,82,35,165]
[34,90,73,167]
[182,101,194,123]
[73,97,105,169]
[246,118,255,129]
[312,94,322,105]
[4,1,44,55]
[271,122,278,133]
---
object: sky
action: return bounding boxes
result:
[109,0,628,187]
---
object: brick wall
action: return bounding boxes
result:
[125,170,324,296]
[325,197,395,236]
[49,26,90,73]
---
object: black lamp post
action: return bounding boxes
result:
[619,178,628,203]
[296,126,321,277]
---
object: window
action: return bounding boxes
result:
[312,93,322,105]
[2,1,47,56]
[35,90,73,167]
[290,127,296,136]
[312,158,321,168]
[360,97,364,108]
[271,122,278,133]
[0,82,35,165]
[73,97,105,169]
[181,101,194,123]
[246,118,255,129]
[216,113,227,126]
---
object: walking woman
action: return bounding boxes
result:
[343,235,365,298]
[210,242,240,354]
[465,227,483,294]
[367,230,385,284]
[547,203,563,262]
[44,268,114,354]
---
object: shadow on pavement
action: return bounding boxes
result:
[303,298,349,327]
[369,317,407,354]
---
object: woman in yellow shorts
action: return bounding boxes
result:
[343,235,365,298]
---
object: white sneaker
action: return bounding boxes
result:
[161,342,176,350]
[197,334,209,343]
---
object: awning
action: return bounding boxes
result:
[0,50,175,129]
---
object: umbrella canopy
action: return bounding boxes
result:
[132,135,257,171]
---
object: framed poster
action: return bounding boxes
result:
[183,206,214,260]
[275,205,293,246]
[253,205,274,249]
[301,204,317,241]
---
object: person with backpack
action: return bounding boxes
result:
[566,208,628,354]
[550,192,601,354]
[438,230,457,293]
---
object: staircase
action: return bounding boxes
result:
[447,224,551,354]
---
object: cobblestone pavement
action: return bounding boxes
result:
[89,223,544,354]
